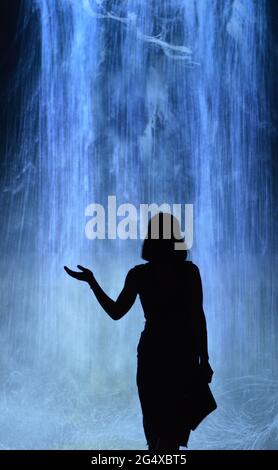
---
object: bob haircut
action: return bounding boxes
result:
[141,212,188,262]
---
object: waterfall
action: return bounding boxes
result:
[0,0,276,449]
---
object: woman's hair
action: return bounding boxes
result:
[141,212,187,262]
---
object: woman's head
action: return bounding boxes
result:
[141,212,187,262]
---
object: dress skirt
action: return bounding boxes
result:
[136,329,197,447]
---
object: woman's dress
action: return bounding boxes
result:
[131,260,216,447]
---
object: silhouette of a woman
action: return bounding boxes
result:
[64,212,216,451]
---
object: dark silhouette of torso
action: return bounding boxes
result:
[124,259,212,448]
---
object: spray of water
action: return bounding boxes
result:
[0,0,276,449]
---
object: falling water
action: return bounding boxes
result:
[0,0,276,449]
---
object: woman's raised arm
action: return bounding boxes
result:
[64,265,138,320]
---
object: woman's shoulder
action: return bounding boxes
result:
[128,262,153,279]
[186,260,199,270]
[132,261,199,271]
[130,262,149,274]
[130,261,200,272]
[125,263,149,286]
[185,260,201,276]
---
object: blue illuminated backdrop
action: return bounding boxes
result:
[0,0,277,450]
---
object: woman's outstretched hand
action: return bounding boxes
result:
[64,265,94,283]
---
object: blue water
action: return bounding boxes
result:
[0,0,276,449]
